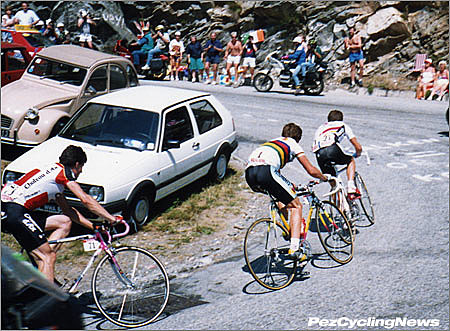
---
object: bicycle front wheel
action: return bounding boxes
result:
[92,246,170,328]
[355,172,375,226]
[244,218,297,290]
[315,201,354,264]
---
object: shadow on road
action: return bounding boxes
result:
[438,131,449,137]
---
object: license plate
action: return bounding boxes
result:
[1,129,10,138]
[38,204,61,214]
[83,239,100,252]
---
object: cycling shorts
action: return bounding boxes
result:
[2,202,47,252]
[245,165,296,205]
[315,143,353,177]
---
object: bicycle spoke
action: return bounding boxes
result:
[244,218,297,290]
[315,201,354,264]
[355,173,375,226]
[92,247,169,328]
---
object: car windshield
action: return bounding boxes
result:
[60,103,160,151]
[27,57,87,86]
[23,33,54,47]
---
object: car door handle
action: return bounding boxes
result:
[192,142,200,149]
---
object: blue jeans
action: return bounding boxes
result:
[293,65,302,87]
[300,62,315,77]
[132,49,147,66]
[146,46,162,66]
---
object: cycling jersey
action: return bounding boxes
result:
[312,121,355,153]
[247,137,305,170]
[1,163,75,211]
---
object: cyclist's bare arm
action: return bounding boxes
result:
[297,154,328,182]
[350,137,362,157]
[66,181,116,224]
[55,193,94,230]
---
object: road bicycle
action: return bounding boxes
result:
[47,219,170,328]
[323,152,374,227]
[243,180,354,290]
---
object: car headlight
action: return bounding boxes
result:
[24,108,40,121]
[3,171,23,185]
[88,186,104,202]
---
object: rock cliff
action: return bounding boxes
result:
[2,1,448,90]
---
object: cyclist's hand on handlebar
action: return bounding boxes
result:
[110,215,123,226]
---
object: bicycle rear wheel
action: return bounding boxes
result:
[244,218,297,290]
[355,172,375,226]
[315,201,354,264]
[92,246,169,328]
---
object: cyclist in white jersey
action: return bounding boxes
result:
[312,110,362,199]
[246,123,328,260]
[1,145,120,282]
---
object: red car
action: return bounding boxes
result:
[1,42,32,86]
[1,27,53,57]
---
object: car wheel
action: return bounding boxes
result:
[129,190,153,227]
[209,150,229,181]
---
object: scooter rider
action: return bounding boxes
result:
[282,35,307,95]
[141,24,170,71]
[129,25,154,70]
[299,39,322,82]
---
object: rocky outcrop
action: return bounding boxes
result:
[2,1,448,89]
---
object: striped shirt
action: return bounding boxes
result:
[247,137,305,170]
[312,121,355,153]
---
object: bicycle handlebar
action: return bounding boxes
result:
[353,150,371,166]
[93,218,130,239]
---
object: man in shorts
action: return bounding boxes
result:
[186,35,205,83]
[224,31,243,87]
[246,123,329,260]
[77,9,96,49]
[169,31,185,81]
[312,110,362,199]
[240,35,258,85]
[203,32,223,85]
[344,27,364,87]
[1,145,121,282]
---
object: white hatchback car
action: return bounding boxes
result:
[3,86,238,226]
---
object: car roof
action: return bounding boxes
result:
[36,45,125,68]
[1,42,27,50]
[89,85,211,112]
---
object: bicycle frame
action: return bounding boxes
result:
[48,220,131,294]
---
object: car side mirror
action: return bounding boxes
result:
[163,139,180,150]
[85,85,97,95]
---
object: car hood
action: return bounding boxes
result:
[6,137,154,186]
[1,78,78,118]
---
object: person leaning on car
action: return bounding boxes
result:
[1,145,121,283]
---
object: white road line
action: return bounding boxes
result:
[406,151,446,158]
[267,119,279,122]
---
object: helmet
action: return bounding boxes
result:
[175,31,181,36]
[57,22,64,28]
[155,24,164,31]
[36,20,44,27]
[293,36,303,44]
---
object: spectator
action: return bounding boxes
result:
[239,35,258,85]
[2,6,16,28]
[186,35,204,83]
[169,31,185,81]
[14,2,39,27]
[344,26,364,87]
[42,20,57,43]
[35,19,44,33]
[224,31,243,87]
[141,24,169,71]
[429,61,449,100]
[55,22,70,44]
[299,39,322,80]
[415,58,435,100]
[204,32,223,85]
[129,25,154,70]
[77,9,96,49]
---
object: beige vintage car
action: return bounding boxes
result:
[1,45,139,148]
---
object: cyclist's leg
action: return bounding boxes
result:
[29,243,56,281]
[45,214,72,252]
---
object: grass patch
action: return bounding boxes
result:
[364,73,415,91]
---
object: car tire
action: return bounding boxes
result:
[209,149,229,182]
[128,189,153,228]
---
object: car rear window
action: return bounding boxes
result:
[27,57,87,86]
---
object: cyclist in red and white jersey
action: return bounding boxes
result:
[1,145,120,282]
[312,110,362,199]
[246,123,328,260]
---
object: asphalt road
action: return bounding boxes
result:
[92,80,449,330]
